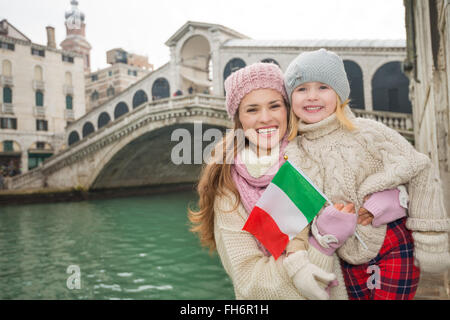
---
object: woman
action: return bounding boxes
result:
[188,63,351,299]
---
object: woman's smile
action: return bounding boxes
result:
[256,126,279,136]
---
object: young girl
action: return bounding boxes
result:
[283,48,450,299]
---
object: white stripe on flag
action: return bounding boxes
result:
[255,182,309,240]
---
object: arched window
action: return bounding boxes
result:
[35,90,44,107]
[114,102,129,119]
[106,86,115,97]
[261,58,280,66]
[343,60,365,109]
[3,86,12,103]
[66,95,73,110]
[97,112,111,129]
[65,72,73,86]
[223,58,246,83]
[91,90,99,102]
[34,65,43,81]
[151,78,170,101]
[132,90,148,108]
[372,61,412,114]
[2,60,12,76]
[68,131,80,146]
[82,122,95,138]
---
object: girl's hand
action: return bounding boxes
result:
[358,195,374,226]
[333,203,356,214]
[334,200,374,226]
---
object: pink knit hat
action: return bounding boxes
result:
[224,62,288,118]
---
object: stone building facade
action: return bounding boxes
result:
[404,0,450,211]
[85,48,153,112]
[0,19,86,175]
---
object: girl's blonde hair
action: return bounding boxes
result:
[288,95,356,141]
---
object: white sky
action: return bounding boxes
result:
[0,0,407,71]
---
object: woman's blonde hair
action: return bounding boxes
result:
[188,96,293,252]
[288,95,356,141]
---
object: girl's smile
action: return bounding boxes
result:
[291,82,338,124]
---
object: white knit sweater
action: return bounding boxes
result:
[213,190,348,300]
[284,107,450,271]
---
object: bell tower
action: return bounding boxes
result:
[60,0,92,73]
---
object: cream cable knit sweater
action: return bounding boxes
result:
[284,107,450,271]
[213,190,348,300]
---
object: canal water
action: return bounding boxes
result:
[0,191,234,299]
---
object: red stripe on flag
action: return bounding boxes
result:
[242,206,289,260]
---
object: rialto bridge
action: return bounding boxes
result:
[6,21,414,191]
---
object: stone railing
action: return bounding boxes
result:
[352,108,414,143]
[0,102,14,114]
[0,75,13,87]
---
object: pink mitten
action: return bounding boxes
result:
[309,205,357,256]
[363,188,407,228]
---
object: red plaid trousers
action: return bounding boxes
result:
[340,217,420,300]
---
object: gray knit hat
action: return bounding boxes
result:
[284,48,350,104]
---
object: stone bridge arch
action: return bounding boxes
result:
[8,97,231,191]
[89,121,228,190]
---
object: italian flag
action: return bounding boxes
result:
[242,160,329,260]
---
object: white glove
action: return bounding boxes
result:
[283,251,336,300]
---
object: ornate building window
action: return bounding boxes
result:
[35,90,44,107]
[2,60,12,76]
[3,140,13,152]
[36,119,48,131]
[3,86,12,103]
[106,86,115,97]
[31,48,45,57]
[0,117,17,129]
[66,95,73,110]
[62,55,74,63]
[65,72,73,86]
[0,41,14,51]
[91,90,99,102]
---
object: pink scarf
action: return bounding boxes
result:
[231,137,289,255]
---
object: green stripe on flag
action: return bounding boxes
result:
[271,161,326,222]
